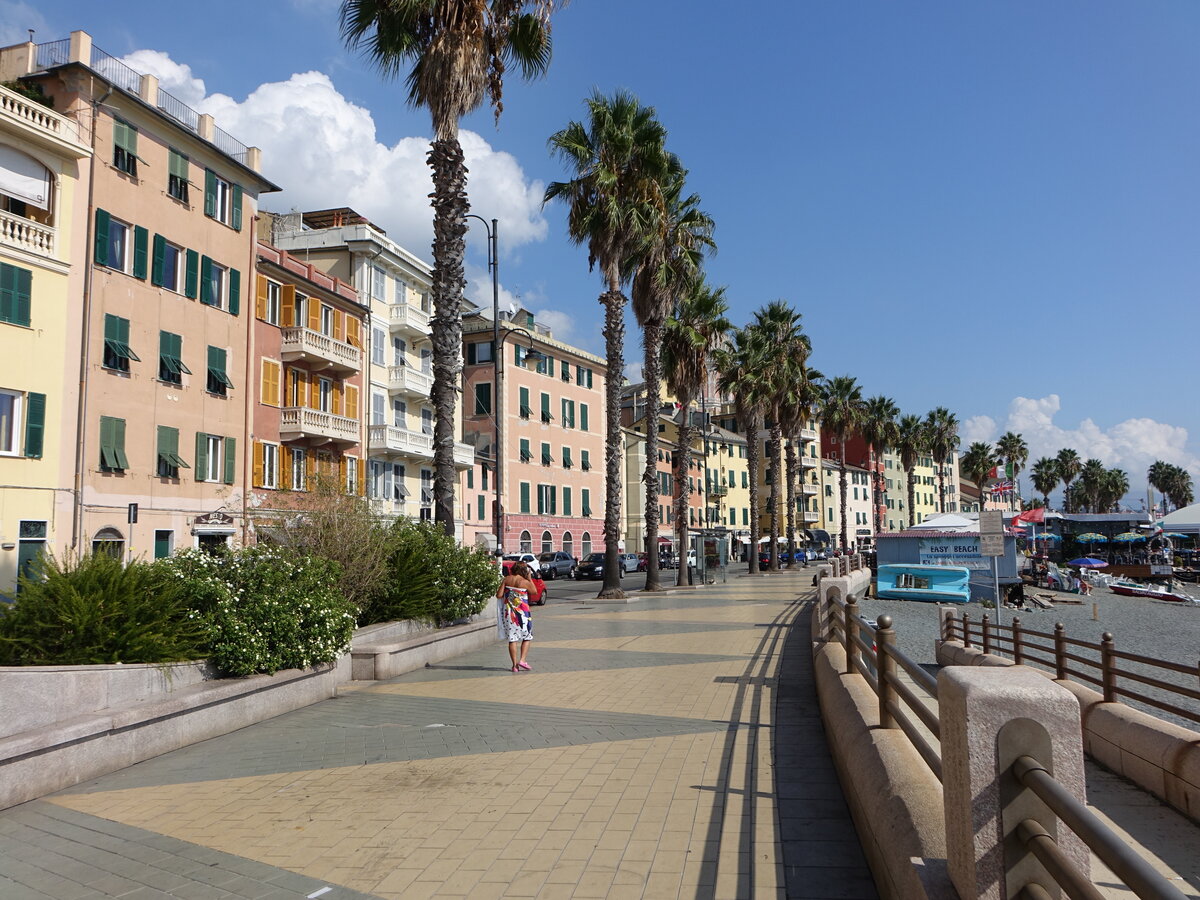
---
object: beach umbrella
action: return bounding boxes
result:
[1163,532,1190,539]
[1075,533,1107,543]
[1035,533,1061,542]
[1067,557,1108,568]
[1113,532,1145,542]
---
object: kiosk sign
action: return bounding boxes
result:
[979,510,1005,557]
[918,537,987,570]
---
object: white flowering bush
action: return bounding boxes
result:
[157,547,355,677]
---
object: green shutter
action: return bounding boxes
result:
[563,446,571,467]
[113,418,129,469]
[0,263,32,327]
[587,369,593,388]
[520,438,530,461]
[474,382,491,415]
[541,393,550,417]
[563,486,572,517]
[580,404,589,432]
[99,416,114,469]
[550,485,557,515]
[169,149,188,179]
[184,249,199,298]
[151,234,165,286]
[537,485,545,515]
[200,256,213,305]
[223,436,236,484]
[520,482,530,514]
[519,387,529,416]
[208,346,232,388]
[231,184,243,231]
[23,392,45,458]
[204,169,217,218]
[582,488,591,516]
[514,344,522,365]
[478,495,485,520]
[541,442,551,465]
[94,208,110,265]
[195,432,208,481]
[132,226,148,279]
[228,268,240,315]
[466,342,477,365]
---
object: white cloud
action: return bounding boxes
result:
[982,394,1200,489]
[625,362,644,384]
[120,53,547,263]
[960,415,997,447]
[0,2,47,46]
[533,308,575,342]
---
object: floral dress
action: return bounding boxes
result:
[500,584,533,643]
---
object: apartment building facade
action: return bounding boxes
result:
[883,450,962,531]
[0,77,91,592]
[1,32,277,562]
[819,458,875,551]
[246,242,367,529]
[270,208,474,538]
[462,309,605,558]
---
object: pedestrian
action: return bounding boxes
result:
[497,561,535,672]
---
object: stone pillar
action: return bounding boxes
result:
[68,30,92,65]
[139,73,158,108]
[939,666,1087,900]
[197,113,214,142]
[245,146,262,172]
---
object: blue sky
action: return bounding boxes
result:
[9,1,1200,503]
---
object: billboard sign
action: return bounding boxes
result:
[918,537,988,570]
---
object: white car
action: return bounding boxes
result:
[503,553,540,574]
[618,553,640,574]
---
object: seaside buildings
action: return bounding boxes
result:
[0,78,90,592]
[461,307,605,557]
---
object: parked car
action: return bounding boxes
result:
[618,553,640,574]
[501,560,547,604]
[537,551,576,580]
[503,553,540,574]
[576,552,621,580]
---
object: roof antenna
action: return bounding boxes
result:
[28,29,35,41]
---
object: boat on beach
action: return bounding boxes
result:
[1110,581,1195,603]
[875,564,971,604]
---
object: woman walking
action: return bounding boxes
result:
[497,561,536,672]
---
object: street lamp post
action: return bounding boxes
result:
[466,215,501,552]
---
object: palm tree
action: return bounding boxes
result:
[749,303,808,569]
[630,166,715,592]
[961,442,999,514]
[821,376,865,552]
[924,407,960,515]
[546,91,673,598]
[663,279,729,586]
[1056,448,1082,513]
[1030,457,1059,509]
[1078,458,1106,514]
[1148,460,1173,515]
[341,0,560,536]
[1099,468,1129,513]
[717,328,766,574]
[781,366,823,568]
[995,431,1029,512]
[894,414,928,528]
[860,396,899,535]
[1155,462,1195,511]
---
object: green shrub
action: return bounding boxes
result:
[370,520,497,627]
[158,547,355,677]
[0,552,207,666]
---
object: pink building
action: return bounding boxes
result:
[461,309,605,559]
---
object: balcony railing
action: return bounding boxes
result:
[368,424,434,458]
[0,82,83,147]
[800,428,819,442]
[800,456,818,468]
[0,211,55,259]
[802,510,821,524]
[280,327,361,373]
[453,442,474,469]
[802,482,819,495]
[389,303,430,334]
[387,364,432,397]
[280,407,359,444]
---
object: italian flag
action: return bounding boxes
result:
[987,463,1014,479]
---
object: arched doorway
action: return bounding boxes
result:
[562,531,573,559]
[519,530,532,553]
[581,531,592,557]
[91,526,125,560]
[541,530,552,554]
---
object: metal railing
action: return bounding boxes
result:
[89,45,142,94]
[942,614,1200,726]
[35,39,70,69]
[156,87,199,131]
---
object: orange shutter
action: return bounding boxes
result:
[305,452,315,489]
[261,360,281,407]
[347,317,360,348]
[309,375,320,410]
[333,309,345,342]
[281,284,296,327]
[280,450,292,490]
[307,298,320,332]
[357,458,366,496]
[332,381,343,416]
[339,455,347,489]
[253,441,265,487]
[256,275,268,320]
[344,384,358,419]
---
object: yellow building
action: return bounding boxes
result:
[0,79,91,593]
[882,450,962,530]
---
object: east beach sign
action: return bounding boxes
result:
[918,537,989,570]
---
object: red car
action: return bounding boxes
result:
[501,560,547,605]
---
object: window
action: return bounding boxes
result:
[371,391,386,425]
[112,117,138,177]
[156,425,189,478]
[167,149,188,202]
[540,392,552,423]
[563,532,573,558]
[206,346,233,396]
[520,438,531,463]
[318,377,332,412]
[561,361,571,383]
[562,446,572,469]
[290,447,306,490]
[580,404,589,432]
[371,264,386,301]
[520,530,532,553]
[421,347,432,373]
[420,470,433,520]
[0,389,40,457]
[155,331,188,385]
[204,169,242,230]
[320,304,334,337]
[258,279,280,325]
[541,530,552,554]
[94,210,133,272]
[581,449,591,471]
[98,416,129,472]
[563,486,572,517]
[102,314,139,372]
[537,484,557,515]
[346,456,359,494]
[519,387,531,418]
[394,275,408,304]
[200,257,240,313]
[421,408,433,435]
[372,328,386,365]
[0,262,33,327]
[392,337,406,366]
[519,482,530,513]
[257,442,279,489]
[474,382,492,416]
[92,527,125,560]
[392,463,407,502]
[478,494,486,521]
[150,235,184,292]
[561,398,575,429]
[541,442,552,466]
[466,341,494,365]
[260,359,281,406]
[154,529,174,560]
[581,532,592,557]
[582,488,592,517]
[392,398,407,427]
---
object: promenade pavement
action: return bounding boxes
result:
[0,571,876,900]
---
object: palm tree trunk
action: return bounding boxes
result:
[429,139,467,537]
[600,287,626,598]
[642,319,664,592]
[675,403,692,587]
[785,439,797,568]
[907,468,917,528]
[746,408,761,574]
[937,463,946,515]
[871,448,885,535]
[769,421,782,570]
[839,439,849,551]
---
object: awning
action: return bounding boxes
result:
[809,529,831,545]
[0,144,50,209]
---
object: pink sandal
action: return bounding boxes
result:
[511,665,520,672]
[518,661,531,671]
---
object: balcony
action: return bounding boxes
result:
[802,482,819,495]
[453,442,474,469]
[280,407,359,445]
[0,211,56,260]
[368,424,433,459]
[802,510,821,524]
[800,456,818,469]
[280,327,361,374]
[800,428,819,442]
[0,82,88,159]
[387,364,433,397]
[708,484,728,498]
[389,303,430,336]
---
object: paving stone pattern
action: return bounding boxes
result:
[1,576,876,899]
